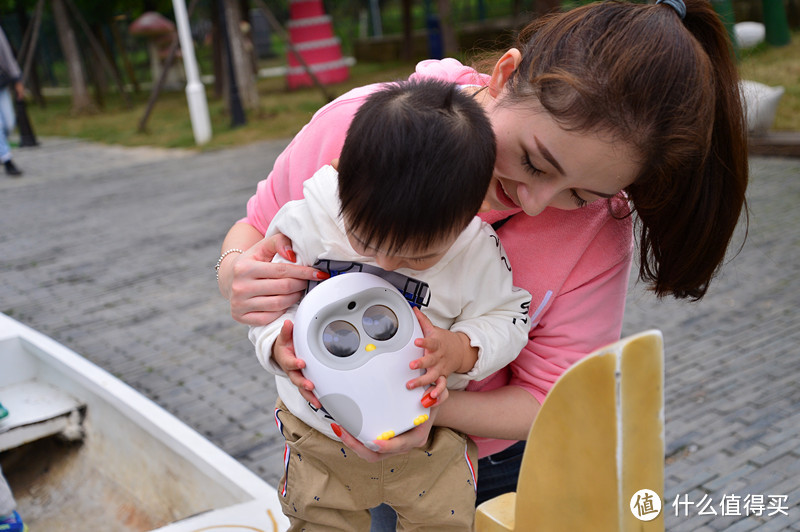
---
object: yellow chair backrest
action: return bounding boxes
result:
[476,330,665,531]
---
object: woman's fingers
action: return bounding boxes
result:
[371,420,434,454]
[334,405,441,461]
[229,261,329,326]
[333,424,386,462]
[264,232,297,263]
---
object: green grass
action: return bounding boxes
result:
[739,31,800,132]
[24,31,800,151]
[26,61,418,151]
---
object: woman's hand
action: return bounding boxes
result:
[332,381,449,462]
[226,232,329,326]
[272,319,321,408]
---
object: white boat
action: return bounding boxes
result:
[0,313,289,532]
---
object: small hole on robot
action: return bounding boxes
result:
[347,301,356,310]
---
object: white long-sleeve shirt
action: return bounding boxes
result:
[250,165,531,439]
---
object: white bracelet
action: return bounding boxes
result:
[215,248,244,280]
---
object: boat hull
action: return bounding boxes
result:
[0,314,288,531]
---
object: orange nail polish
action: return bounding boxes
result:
[316,271,331,280]
[285,248,297,263]
[421,391,436,408]
[331,423,342,437]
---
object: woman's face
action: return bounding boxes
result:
[480,95,641,216]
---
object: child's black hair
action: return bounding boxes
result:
[338,78,496,255]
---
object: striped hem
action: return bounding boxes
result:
[275,407,290,497]
[465,442,477,493]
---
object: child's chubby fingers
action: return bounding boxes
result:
[420,376,448,407]
[413,336,441,355]
[273,320,321,408]
[406,367,442,390]
[409,349,436,371]
[273,320,302,368]
[299,385,321,409]
[286,370,321,408]
[413,307,436,333]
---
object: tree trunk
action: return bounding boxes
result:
[110,15,140,94]
[15,0,46,107]
[224,0,258,111]
[437,0,458,57]
[87,50,106,110]
[89,24,112,109]
[211,1,224,99]
[401,0,413,61]
[51,0,93,114]
[239,0,258,74]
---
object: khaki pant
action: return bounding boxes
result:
[275,400,478,531]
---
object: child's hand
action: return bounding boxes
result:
[421,376,449,408]
[406,308,477,390]
[273,319,321,408]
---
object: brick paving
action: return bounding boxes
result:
[1,138,798,529]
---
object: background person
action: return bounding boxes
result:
[0,26,24,177]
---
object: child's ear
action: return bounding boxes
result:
[488,48,522,98]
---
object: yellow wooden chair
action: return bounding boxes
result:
[476,330,665,531]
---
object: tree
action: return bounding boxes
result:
[4,0,163,114]
[401,0,412,61]
[221,0,258,112]
[52,0,94,114]
[437,0,457,57]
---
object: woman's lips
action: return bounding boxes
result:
[496,180,519,209]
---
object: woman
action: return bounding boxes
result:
[217,0,747,519]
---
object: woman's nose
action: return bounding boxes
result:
[518,184,556,217]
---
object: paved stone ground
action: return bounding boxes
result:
[1,138,798,530]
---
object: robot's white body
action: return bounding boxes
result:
[293,272,430,447]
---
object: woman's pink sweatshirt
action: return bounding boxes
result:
[240,59,634,457]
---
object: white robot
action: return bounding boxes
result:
[293,272,431,447]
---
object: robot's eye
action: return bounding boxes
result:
[322,320,360,357]
[362,305,398,341]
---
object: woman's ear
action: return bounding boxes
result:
[488,48,522,98]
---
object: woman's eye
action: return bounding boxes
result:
[570,190,589,208]
[521,154,543,175]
